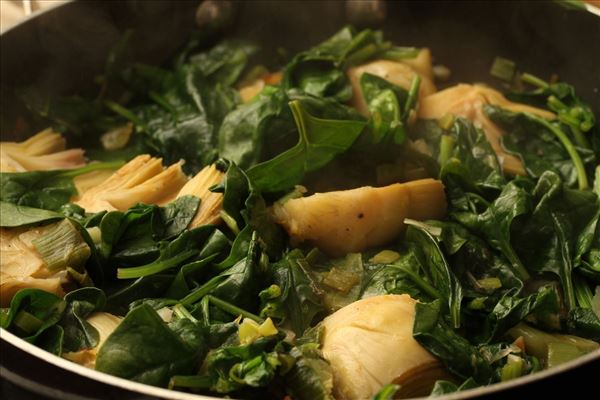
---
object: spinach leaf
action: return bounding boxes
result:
[0,161,122,211]
[59,287,106,352]
[513,171,600,310]
[268,250,326,336]
[412,300,492,383]
[117,226,215,279]
[283,27,391,100]
[567,307,600,341]
[507,75,595,146]
[194,336,280,393]
[284,344,334,400]
[442,118,505,192]
[181,232,267,311]
[96,304,205,387]
[429,221,523,311]
[219,87,365,171]
[247,100,366,192]
[157,195,201,239]
[484,105,593,190]
[361,251,438,303]
[482,286,559,342]
[218,86,296,169]
[405,224,463,328]
[451,180,532,281]
[0,202,62,227]
[1,289,66,344]
[359,73,409,144]
[188,40,258,86]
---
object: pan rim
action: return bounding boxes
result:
[2,327,600,400]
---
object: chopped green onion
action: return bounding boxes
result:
[219,210,240,235]
[500,355,524,381]
[520,72,549,89]
[477,277,502,291]
[490,57,516,82]
[13,310,43,335]
[437,113,455,130]
[168,375,212,390]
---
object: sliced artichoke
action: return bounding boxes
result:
[0,128,85,172]
[176,163,225,228]
[74,155,188,212]
[321,294,450,400]
[272,179,446,256]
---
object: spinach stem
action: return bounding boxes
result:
[391,263,441,299]
[520,73,549,89]
[117,250,197,279]
[438,134,456,166]
[173,303,198,323]
[502,244,530,281]
[528,113,589,190]
[404,75,422,116]
[206,295,263,323]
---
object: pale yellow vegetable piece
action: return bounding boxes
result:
[0,226,71,307]
[321,294,449,400]
[347,49,437,116]
[74,155,187,212]
[419,84,555,176]
[0,128,85,172]
[238,71,283,103]
[176,163,225,228]
[238,317,278,345]
[62,312,123,368]
[272,178,446,256]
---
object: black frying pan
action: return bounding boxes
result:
[1,1,599,399]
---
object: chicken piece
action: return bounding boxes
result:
[419,84,555,176]
[0,226,70,306]
[74,155,188,212]
[176,163,225,228]
[347,49,437,116]
[62,312,123,368]
[272,179,446,256]
[321,294,450,400]
[0,128,86,172]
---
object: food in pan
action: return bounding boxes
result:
[1,26,599,399]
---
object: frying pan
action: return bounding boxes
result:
[1,1,599,399]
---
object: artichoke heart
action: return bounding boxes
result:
[347,49,437,116]
[176,163,225,228]
[0,128,86,173]
[418,84,555,175]
[321,294,450,400]
[272,179,446,256]
[74,155,188,212]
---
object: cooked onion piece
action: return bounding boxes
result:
[418,84,555,175]
[272,178,446,256]
[321,294,450,400]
